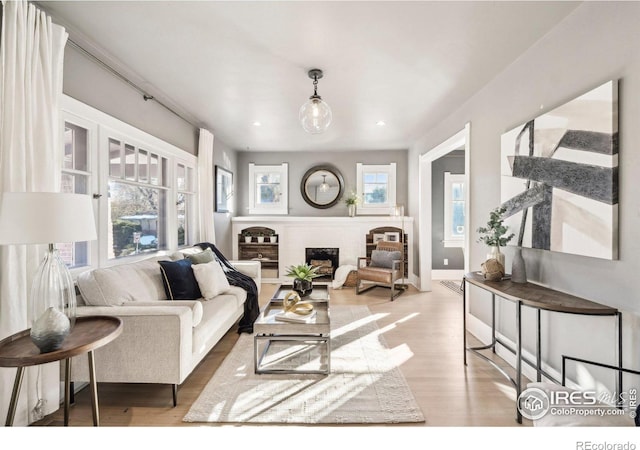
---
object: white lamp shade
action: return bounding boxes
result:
[0,192,97,245]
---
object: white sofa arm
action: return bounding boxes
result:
[230,260,261,294]
[71,304,194,384]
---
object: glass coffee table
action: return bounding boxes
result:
[254,283,330,375]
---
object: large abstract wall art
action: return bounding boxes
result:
[500,80,618,260]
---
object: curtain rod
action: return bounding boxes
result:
[68,39,200,129]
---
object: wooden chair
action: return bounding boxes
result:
[355,241,405,301]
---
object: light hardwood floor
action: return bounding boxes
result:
[33,281,532,427]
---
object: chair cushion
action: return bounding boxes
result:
[191,260,231,300]
[369,250,401,269]
[158,259,202,300]
[358,266,395,284]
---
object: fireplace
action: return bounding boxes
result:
[305,248,339,281]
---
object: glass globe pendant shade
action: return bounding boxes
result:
[299,95,332,134]
[29,244,76,353]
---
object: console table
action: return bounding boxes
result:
[0,315,123,426]
[462,272,621,424]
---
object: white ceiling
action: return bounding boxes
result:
[40,1,580,152]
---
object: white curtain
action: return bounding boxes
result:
[0,0,68,425]
[198,128,216,244]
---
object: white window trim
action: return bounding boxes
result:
[176,159,198,249]
[356,162,397,215]
[248,163,288,215]
[60,111,100,276]
[443,172,465,248]
[61,95,198,270]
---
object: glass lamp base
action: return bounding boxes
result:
[30,245,76,353]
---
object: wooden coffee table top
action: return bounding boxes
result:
[0,316,123,367]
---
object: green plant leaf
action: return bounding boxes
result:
[285,263,321,281]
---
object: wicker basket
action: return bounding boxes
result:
[343,270,358,287]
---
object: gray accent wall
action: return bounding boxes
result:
[213,139,238,257]
[236,150,408,217]
[431,150,464,270]
[408,2,640,377]
[63,45,199,154]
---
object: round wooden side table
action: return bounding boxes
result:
[0,315,123,426]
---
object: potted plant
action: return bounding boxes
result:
[285,263,321,297]
[256,231,265,243]
[241,231,252,243]
[476,206,514,267]
[344,191,360,217]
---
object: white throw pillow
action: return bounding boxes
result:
[191,260,231,300]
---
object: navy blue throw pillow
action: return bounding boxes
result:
[158,259,202,300]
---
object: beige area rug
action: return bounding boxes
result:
[183,305,425,424]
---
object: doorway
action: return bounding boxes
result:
[418,123,471,291]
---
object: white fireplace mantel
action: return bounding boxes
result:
[231,216,414,284]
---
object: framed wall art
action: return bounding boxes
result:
[500,80,618,260]
[215,165,233,213]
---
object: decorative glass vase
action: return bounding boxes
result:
[486,245,505,268]
[30,245,76,353]
[348,204,356,217]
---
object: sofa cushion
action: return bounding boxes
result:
[77,256,170,306]
[192,260,231,300]
[158,259,202,300]
[187,247,215,265]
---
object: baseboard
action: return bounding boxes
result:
[465,313,563,386]
[432,269,464,280]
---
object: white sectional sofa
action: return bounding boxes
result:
[67,252,261,405]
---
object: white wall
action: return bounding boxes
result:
[408,2,640,382]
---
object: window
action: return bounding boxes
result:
[443,172,465,248]
[176,162,196,247]
[356,163,397,215]
[107,138,169,259]
[61,95,198,269]
[59,120,94,268]
[248,163,288,215]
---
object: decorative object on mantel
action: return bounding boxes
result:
[480,258,505,281]
[343,190,360,217]
[0,192,97,353]
[476,206,514,268]
[285,263,321,297]
[299,68,332,134]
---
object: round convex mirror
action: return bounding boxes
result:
[300,165,345,209]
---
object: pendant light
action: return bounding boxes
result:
[299,69,332,134]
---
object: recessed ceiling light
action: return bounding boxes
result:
[376,120,386,126]
[253,121,262,127]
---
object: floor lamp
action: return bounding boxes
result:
[0,192,97,353]
[391,204,407,290]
